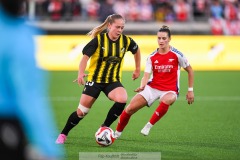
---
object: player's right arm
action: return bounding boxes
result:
[134,55,152,92]
[75,55,89,85]
[134,72,151,92]
[74,37,98,85]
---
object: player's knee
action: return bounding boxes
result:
[125,106,136,115]
[161,93,177,105]
[162,98,175,105]
[110,89,128,103]
[115,94,128,103]
[77,104,90,118]
[116,99,127,103]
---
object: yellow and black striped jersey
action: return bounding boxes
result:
[82,33,138,83]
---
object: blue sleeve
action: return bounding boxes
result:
[8,27,64,158]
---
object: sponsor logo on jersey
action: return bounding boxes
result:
[154,60,159,63]
[154,65,173,72]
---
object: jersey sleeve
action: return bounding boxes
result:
[171,46,190,68]
[144,56,152,73]
[178,53,190,68]
[127,37,138,54]
[82,37,98,57]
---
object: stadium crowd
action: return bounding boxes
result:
[29,0,240,35]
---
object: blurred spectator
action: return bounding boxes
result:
[80,0,91,21]
[48,0,64,21]
[86,0,100,21]
[238,2,240,19]
[62,0,81,21]
[209,0,224,35]
[113,0,127,18]
[35,0,49,20]
[223,0,238,21]
[62,0,73,20]
[192,0,209,21]
[29,0,240,35]
[125,0,140,21]
[155,2,166,22]
[164,1,175,22]
[71,0,81,20]
[209,18,224,35]
[222,0,239,35]
[173,0,191,22]
[139,0,154,22]
[223,19,239,34]
[98,0,115,22]
[155,1,175,22]
[210,0,224,19]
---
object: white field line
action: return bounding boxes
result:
[50,96,240,102]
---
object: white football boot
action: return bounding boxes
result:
[140,122,153,136]
[114,131,122,139]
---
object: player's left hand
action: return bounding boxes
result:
[186,91,194,105]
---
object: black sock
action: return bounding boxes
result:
[61,111,82,136]
[102,102,126,127]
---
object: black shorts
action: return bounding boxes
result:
[82,81,124,99]
[0,118,28,160]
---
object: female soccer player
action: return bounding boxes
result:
[56,14,141,144]
[114,25,194,138]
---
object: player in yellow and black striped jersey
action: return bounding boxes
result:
[83,32,138,83]
[56,14,141,144]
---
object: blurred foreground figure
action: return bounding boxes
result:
[0,0,64,159]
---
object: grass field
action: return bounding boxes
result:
[49,71,240,160]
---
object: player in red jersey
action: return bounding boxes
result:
[114,25,194,138]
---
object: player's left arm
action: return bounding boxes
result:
[128,37,141,80]
[184,65,194,105]
[132,47,141,80]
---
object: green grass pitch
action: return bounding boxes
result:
[49,71,240,160]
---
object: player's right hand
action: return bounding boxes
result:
[73,74,88,86]
[134,86,144,92]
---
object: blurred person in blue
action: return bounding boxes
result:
[0,0,64,159]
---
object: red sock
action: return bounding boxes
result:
[149,102,169,125]
[116,110,131,132]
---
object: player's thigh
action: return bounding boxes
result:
[125,94,147,115]
[79,94,96,108]
[108,87,127,103]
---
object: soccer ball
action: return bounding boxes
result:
[95,127,115,147]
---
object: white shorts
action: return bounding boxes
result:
[138,85,178,107]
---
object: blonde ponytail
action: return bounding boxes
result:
[87,14,125,38]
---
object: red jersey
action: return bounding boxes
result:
[145,46,189,93]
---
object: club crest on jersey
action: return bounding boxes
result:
[168,59,174,62]
[121,47,125,53]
